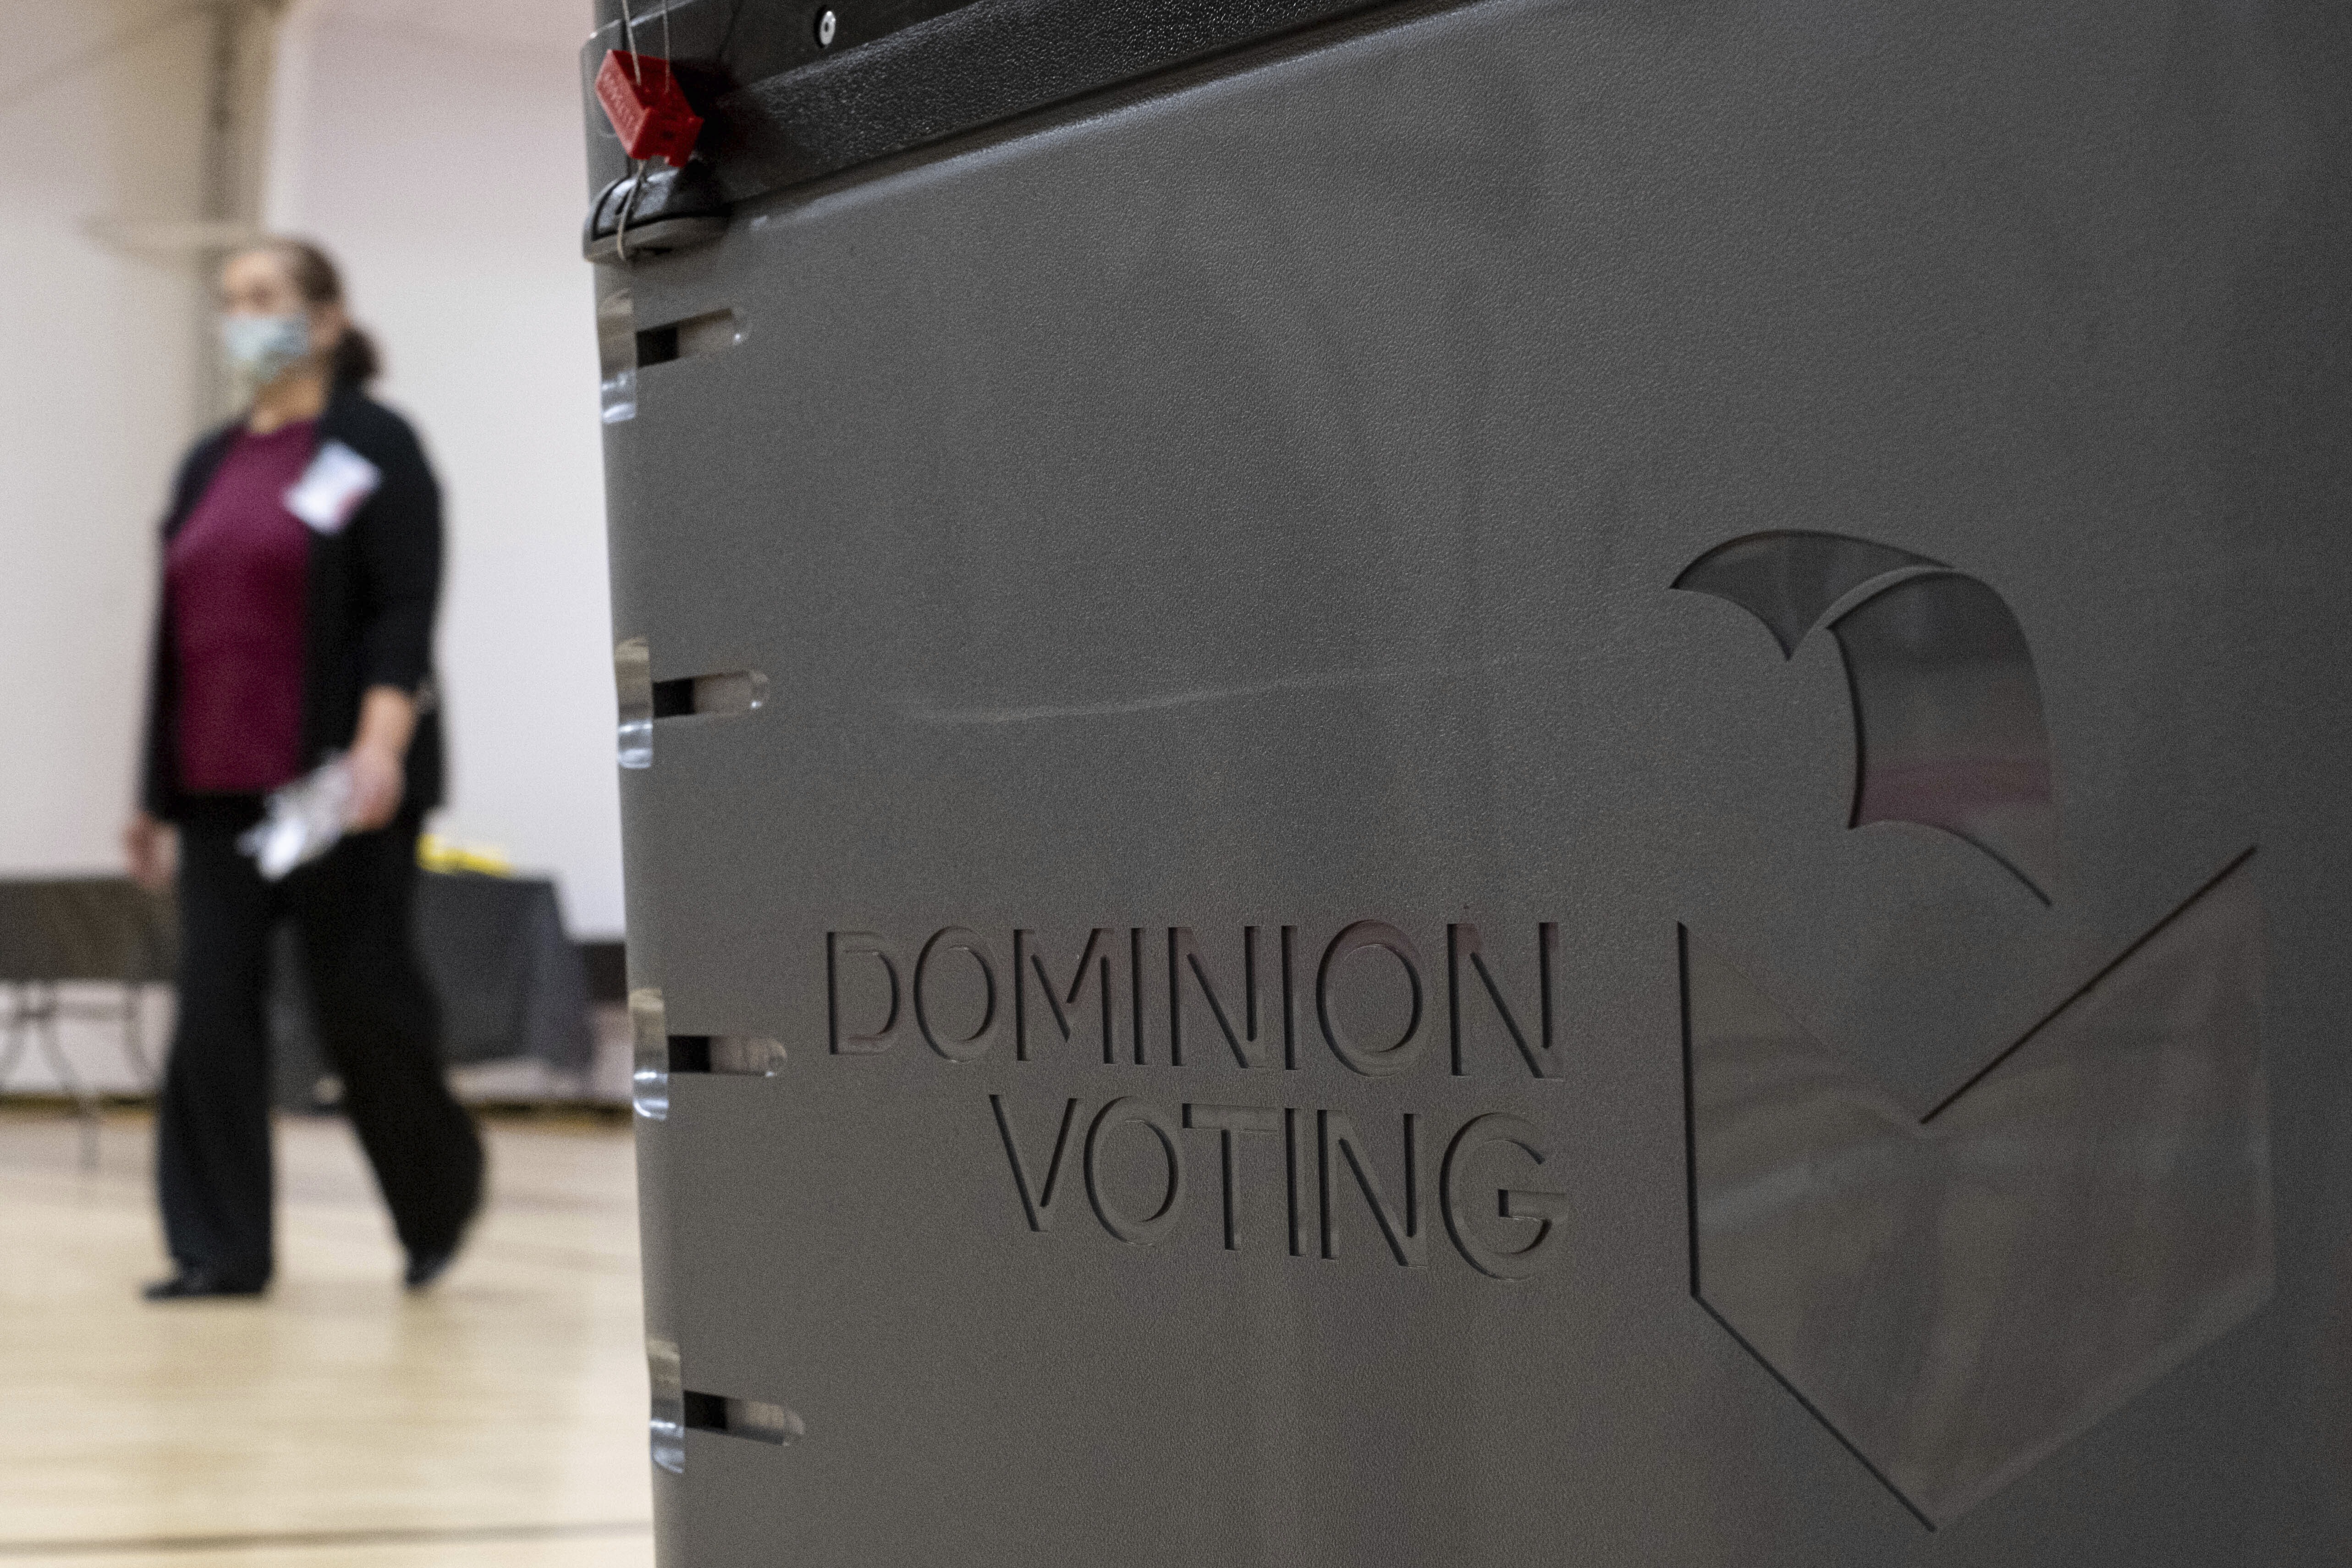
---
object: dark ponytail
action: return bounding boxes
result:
[255,236,381,387]
[330,325,381,387]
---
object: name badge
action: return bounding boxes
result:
[284,440,382,535]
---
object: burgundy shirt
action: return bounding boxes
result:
[167,420,317,792]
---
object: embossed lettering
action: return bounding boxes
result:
[1129,927,1150,1067]
[1168,927,1294,1070]
[1318,1108,1426,1267]
[1441,1113,1566,1278]
[1317,921,1427,1077]
[988,1095,1560,1275]
[1447,923,1562,1078]
[1086,1097,1187,1245]
[991,1095,1080,1232]
[1183,1103,1280,1249]
[826,931,902,1055]
[1016,929,1118,1064]
[914,926,1000,1062]
[852,912,1590,1279]
[1285,1106,1313,1257]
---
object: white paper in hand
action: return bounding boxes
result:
[283,440,381,535]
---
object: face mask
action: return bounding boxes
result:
[220,313,311,387]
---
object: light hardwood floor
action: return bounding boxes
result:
[0,1107,653,1566]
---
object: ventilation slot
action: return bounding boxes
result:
[637,307,743,367]
[619,645,767,769]
[668,1034,788,1076]
[652,669,767,720]
[683,1390,804,1446]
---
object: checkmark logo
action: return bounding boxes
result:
[1672,534,2273,1527]
[1675,530,2061,902]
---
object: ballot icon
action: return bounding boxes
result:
[1672,533,2272,1526]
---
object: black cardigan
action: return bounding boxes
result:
[140,386,446,820]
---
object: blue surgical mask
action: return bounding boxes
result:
[220,313,311,386]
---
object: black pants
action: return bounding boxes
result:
[157,803,484,1283]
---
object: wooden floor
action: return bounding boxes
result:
[0,1107,653,1565]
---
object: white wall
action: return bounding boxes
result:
[0,3,214,877]
[268,0,626,935]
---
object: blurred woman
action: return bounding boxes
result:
[126,239,483,1300]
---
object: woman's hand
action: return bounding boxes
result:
[346,741,407,831]
[344,684,418,832]
[124,813,175,892]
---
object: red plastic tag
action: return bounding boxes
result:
[596,51,704,169]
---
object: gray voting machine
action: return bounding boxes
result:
[581,1,2352,1561]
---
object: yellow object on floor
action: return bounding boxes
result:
[416,836,515,877]
[0,1109,651,1565]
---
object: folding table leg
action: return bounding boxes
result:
[118,983,157,1092]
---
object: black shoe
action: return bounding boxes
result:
[403,1249,457,1291]
[405,1151,486,1292]
[142,1266,267,1302]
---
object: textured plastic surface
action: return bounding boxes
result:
[593,0,2352,1561]
[712,0,1442,200]
[579,0,1428,203]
